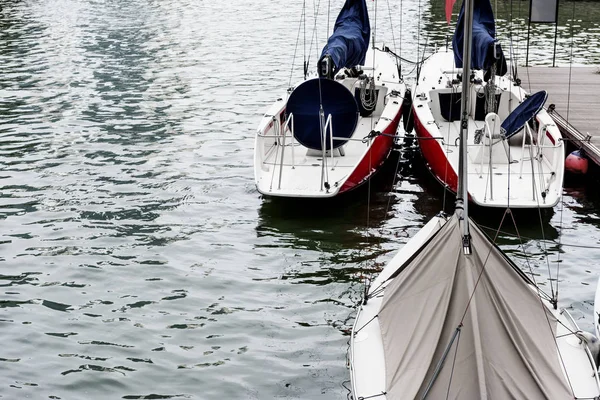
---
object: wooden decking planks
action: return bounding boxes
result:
[519,66,600,166]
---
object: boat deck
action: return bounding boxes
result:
[520,66,600,166]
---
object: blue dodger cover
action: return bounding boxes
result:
[500,91,548,139]
[286,78,358,151]
[453,0,507,75]
[320,0,370,73]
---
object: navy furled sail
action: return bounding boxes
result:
[452,0,507,76]
[319,0,370,77]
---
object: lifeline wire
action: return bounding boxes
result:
[504,207,576,395]
[557,0,578,304]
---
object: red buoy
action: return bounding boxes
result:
[565,150,589,174]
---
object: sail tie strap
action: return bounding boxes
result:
[421,324,463,399]
[353,314,379,336]
[358,392,387,400]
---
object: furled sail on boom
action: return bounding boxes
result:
[319,0,370,76]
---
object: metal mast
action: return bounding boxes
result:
[456,0,474,254]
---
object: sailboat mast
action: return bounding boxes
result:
[456,0,474,252]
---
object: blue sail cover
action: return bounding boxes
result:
[452,0,507,75]
[320,0,370,72]
[286,78,358,150]
[500,91,548,139]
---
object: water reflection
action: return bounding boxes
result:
[0,0,597,398]
[564,182,600,226]
[422,0,600,66]
[256,152,403,241]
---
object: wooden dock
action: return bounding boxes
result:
[520,66,600,166]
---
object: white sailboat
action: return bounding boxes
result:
[593,279,600,359]
[411,1,564,208]
[349,0,600,397]
[254,0,406,198]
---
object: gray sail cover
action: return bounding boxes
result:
[379,215,572,399]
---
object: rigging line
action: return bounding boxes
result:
[375,100,407,254]
[367,260,402,298]
[381,146,404,246]
[444,6,449,50]
[371,0,378,120]
[405,39,432,201]
[417,50,433,73]
[288,3,307,89]
[364,134,373,286]
[441,81,457,213]
[313,1,329,194]
[507,99,512,210]
[384,47,430,65]
[313,2,329,190]
[567,1,576,123]
[384,0,401,80]
[522,121,556,301]
[457,210,568,396]
[399,0,403,76]
[368,285,385,299]
[480,87,493,205]
[478,225,600,250]
[444,326,462,400]
[306,0,322,72]
[385,0,398,56]
[517,0,523,73]
[555,332,577,340]
[409,34,432,193]
[304,0,307,79]
[504,98,556,300]
[555,317,584,338]
[269,122,282,191]
[556,329,583,340]
[415,0,423,81]
[522,0,532,94]
[396,51,435,77]
[494,0,497,28]
[353,313,378,335]
[524,62,532,94]
[373,0,378,49]
[508,0,519,83]
[422,324,462,399]
[405,63,419,77]
[358,392,387,399]
[459,210,510,325]
[535,195,555,303]
[506,208,553,302]
[534,285,578,398]
[363,0,379,295]
[326,0,330,43]
[558,2,578,304]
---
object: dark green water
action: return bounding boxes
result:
[0,0,599,399]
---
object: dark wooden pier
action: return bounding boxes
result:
[520,66,600,167]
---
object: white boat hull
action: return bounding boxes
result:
[254,48,405,198]
[350,216,448,398]
[350,215,600,399]
[412,51,565,208]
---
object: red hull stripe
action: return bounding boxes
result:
[339,108,403,193]
[413,107,459,194]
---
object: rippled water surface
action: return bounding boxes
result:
[1,0,599,399]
